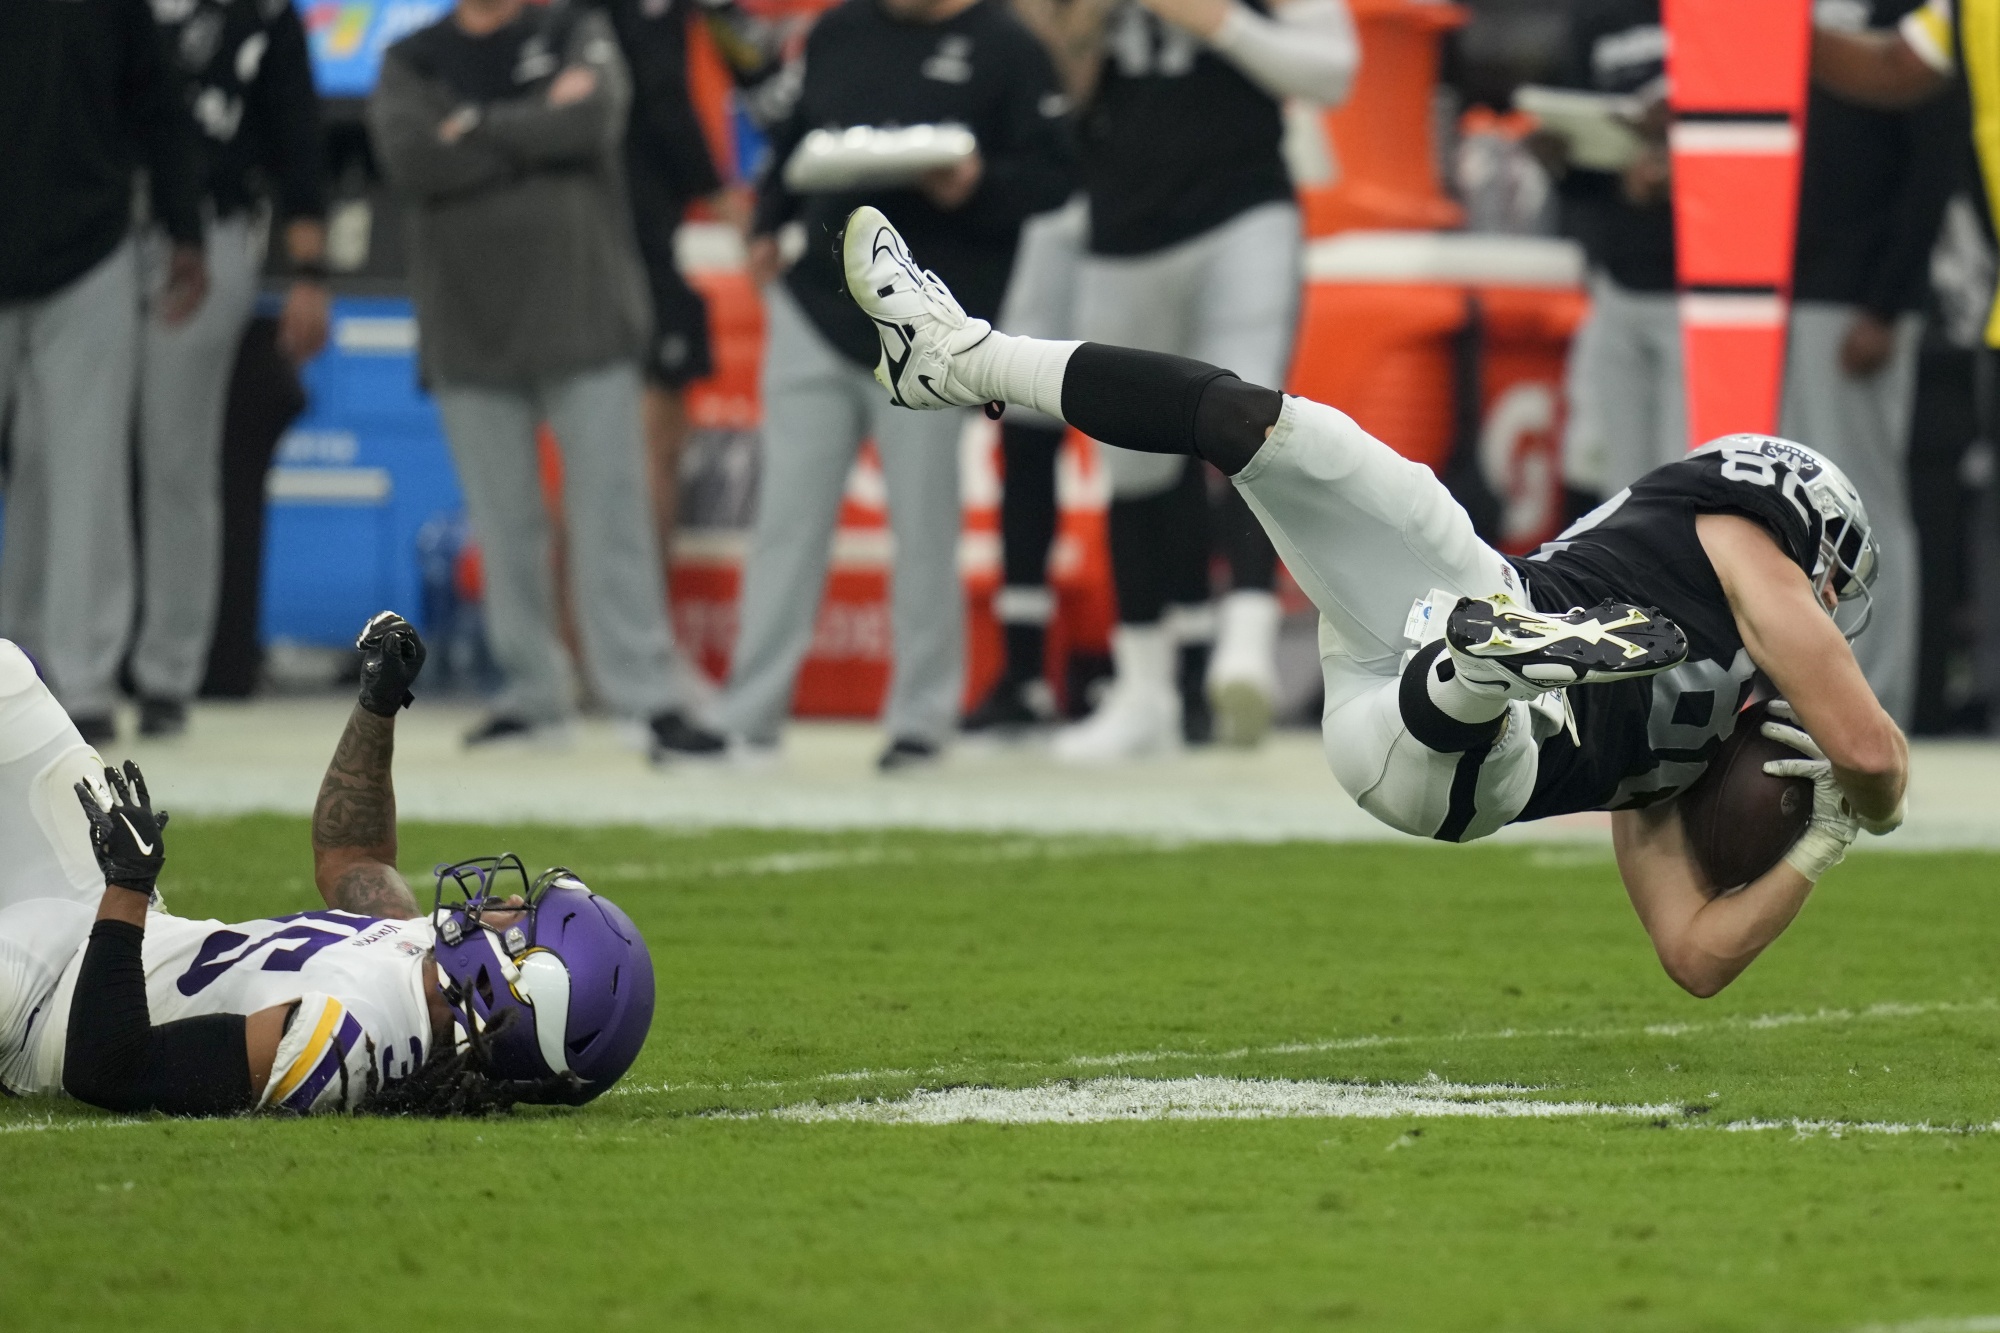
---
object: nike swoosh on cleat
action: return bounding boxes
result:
[118,813,154,857]
[917,373,942,399]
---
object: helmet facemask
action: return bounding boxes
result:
[426,854,655,1105]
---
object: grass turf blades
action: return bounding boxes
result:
[2,816,1996,1331]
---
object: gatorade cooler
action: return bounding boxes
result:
[1290,231,1586,555]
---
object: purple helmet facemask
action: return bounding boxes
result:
[430,855,656,1103]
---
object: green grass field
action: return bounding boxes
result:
[3,816,1996,1332]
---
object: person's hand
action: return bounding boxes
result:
[1840,310,1896,378]
[278,280,331,365]
[548,65,599,107]
[1761,701,1863,880]
[745,234,782,287]
[356,611,427,717]
[159,245,209,326]
[74,762,170,896]
[438,104,481,144]
[1134,0,1229,37]
[708,185,753,232]
[1619,145,1670,206]
[918,152,985,211]
[1522,127,1571,179]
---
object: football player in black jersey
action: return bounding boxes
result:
[844,206,1909,998]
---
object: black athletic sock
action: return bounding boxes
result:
[1108,489,1175,625]
[1002,621,1046,685]
[999,421,1062,585]
[1060,345,1282,476]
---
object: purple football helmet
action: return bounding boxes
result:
[430,855,655,1103]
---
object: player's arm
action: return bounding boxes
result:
[1611,804,1820,997]
[312,613,428,921]
[1812,23,1949,109]
[66,763,288,1113]
[1696,513,1907,827]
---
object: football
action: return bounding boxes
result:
[1676,698,1813,895]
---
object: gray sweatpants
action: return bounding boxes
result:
[1078,200,1304,499]
[1778,301,1923,726]
[1562,271,1686,497]
[434,361,687,722]
[0,243,142,716]
[724,286,965,746]
[133,216,264,701]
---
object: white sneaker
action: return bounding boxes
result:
[841,205,993,410]
[1207,590,1281,748]
[1053,625,1181,764]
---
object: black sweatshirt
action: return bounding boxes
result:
[153,0,328,224]
[753,0,1073,367]
[1551,0,1674,293]
[591,0,725,214]
[0,0,205,303]
[1792,0,1962,316]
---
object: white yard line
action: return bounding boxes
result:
[765,1076,1681,1126]
[615,997,1999,1099]
[1849,1320,2000,1333]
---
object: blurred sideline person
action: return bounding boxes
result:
[1014,0,1356,762]
[1777,0,1959,728]
[959,192,1089,732]
[843,206,1909,997]
[136,0,334,737]
[0,614,653,1116]
[695,0,1070,771]
[589,0,783,601]
[1537,0,1680,507]
[0,0,209,746]
[369,0,723,758]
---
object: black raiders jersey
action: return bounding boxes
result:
[1079,0,1292,257]
[1506,441,1824,819]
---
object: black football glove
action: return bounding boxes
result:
[356,610,427,717]
[73,761,169,896]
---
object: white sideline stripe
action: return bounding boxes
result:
[766,1077,1678,1126]
[1704,1119,2000,1139]
[1850,1320,2000,1333]
[621,999,1996,1099]
[615,998,1999,1099]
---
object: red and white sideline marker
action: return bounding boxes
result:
[1663,0,1812,444]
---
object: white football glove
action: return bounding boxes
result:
[1760,701,1861,883]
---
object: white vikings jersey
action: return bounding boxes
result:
[27,909,436,1113]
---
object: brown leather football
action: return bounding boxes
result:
[1675,699,1813,895]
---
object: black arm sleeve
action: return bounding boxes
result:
[119,0,206,246]
[63,920,254,1117]
[250,4,330,223]
[952,32,1073,244]
[1860,86,1965,318]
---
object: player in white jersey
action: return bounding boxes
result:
[0,614,656,1115]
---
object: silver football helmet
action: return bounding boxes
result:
[1693,434,1877,640]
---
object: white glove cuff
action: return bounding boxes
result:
[1783,822,1856,883]
[1860,794,1907,837]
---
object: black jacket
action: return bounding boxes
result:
[0,0,205,303]
[1552,0,1674,293]
[1792,0,1963,316]
[155,0,328,223]
[754,0,1072,367]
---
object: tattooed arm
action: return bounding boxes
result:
[312,705,420,919]
[312,612,429,920]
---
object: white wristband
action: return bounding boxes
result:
[1783,822,1854,883]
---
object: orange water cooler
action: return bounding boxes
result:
[1290,232,1587,555]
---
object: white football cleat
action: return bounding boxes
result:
[841,205,994,410]
[1053,626,1181,764]
[1206,589,1281,748]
